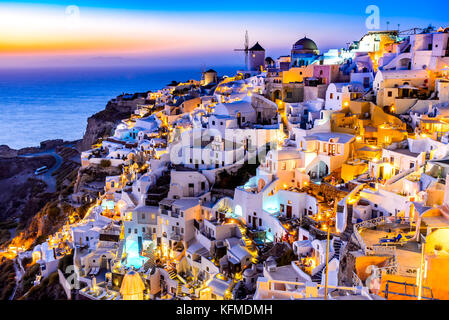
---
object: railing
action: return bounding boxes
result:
[365,245,396,257]
[384,167,417,186]
[261,279,366,298]
[353,216,387,253]
[354,216,386,230]
[352,271,363,287]
[378,264,399,275]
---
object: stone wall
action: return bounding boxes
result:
[309,182,349,203]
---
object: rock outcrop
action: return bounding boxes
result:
[77,94,147,151]
[0,145,18,158]
[73,164,122,194]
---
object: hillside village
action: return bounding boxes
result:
[3,26,449,300]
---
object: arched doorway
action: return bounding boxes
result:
[398,58,411,70]
[100,255,109,269]
[318,161,329,178]
[308,161,329,180]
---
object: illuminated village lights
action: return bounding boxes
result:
[8,28,449,301]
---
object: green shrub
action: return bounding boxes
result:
[100,159,111,167]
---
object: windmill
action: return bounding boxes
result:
[234,30,249,70]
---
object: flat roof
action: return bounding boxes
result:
[422,215,449,228]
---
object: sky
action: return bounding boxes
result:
[0,0,448,68]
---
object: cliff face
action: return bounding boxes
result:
[77,96,146,151]
[0,156,55,223]
[74,164,122,194]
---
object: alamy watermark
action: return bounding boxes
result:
[365,5,380,30]
[65,5,81,30]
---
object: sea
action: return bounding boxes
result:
[0,65,239,149]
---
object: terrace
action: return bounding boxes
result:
[355,216,423,277]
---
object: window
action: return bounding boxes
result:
[388,91,393,97]
[330,93,334,99]
[212,121,215,125]
[201,181,206,190]
[141,213,145,219]
[142,227,145,233]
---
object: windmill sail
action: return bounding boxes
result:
[234,30,249,70]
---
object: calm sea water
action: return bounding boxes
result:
[0,65,238,149]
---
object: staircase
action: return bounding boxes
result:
[333,238,345,259]
[312,265,325,284]
[166,264,178,280]
[142,253,156,273]
[164,263,186,298]
[176,280,182,297]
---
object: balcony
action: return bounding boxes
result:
[170,233,183,241]
[200,230,216,241]
[143,233,154,241]
[161,209,170,216]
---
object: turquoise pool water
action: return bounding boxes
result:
[124,239,147,269]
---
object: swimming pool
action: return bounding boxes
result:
[124,239,148,269]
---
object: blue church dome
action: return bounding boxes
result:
[293,37,318,51]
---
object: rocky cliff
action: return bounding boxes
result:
[0,155,55,224]
[77,94,147,151]
[74,164,122,194]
